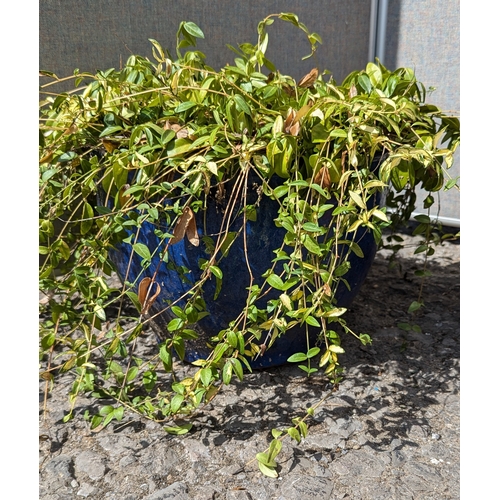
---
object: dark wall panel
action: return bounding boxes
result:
[40,0,372,90]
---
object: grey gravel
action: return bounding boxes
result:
[40,233,460,499]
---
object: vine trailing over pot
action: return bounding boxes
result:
[39,13,460,476]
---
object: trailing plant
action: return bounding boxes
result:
[39,13,460,476]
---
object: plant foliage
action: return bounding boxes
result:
[39,13,459,475]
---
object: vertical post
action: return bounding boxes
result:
[369,0,389,64]
[368,0,379,62]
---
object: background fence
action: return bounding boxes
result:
[40,0,459,224]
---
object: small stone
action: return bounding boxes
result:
[44,454,74,480]
[391,449,406,466]
[280,475,334,500]
[143,481,189,500]
[226,490,253,500]
[119,454,137,467]
[74,450,107,480]
[77,482,96,497]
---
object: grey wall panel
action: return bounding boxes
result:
[40,0,373,92]
[384,0,460,224]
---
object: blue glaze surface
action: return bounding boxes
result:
[109,178,380,369]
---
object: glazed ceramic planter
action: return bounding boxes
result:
[109,174,380,369]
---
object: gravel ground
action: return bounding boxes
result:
[39,232,460,499]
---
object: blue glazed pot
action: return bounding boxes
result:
[109,174,380,369]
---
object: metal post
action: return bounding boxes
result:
[369,0,389,64]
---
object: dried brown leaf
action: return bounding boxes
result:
[284,109,298,135]
[64,124,78,135]
[282,83,295,97]
[118,184,131,207]
[39,151,54,165]
[164,120,189,139]
[283,103,312,136]
[284,108,296,129]
[171,207,199,246]
[185,213,199,246]
[313,165,331,190]
[288,121,300,136]
[102,139,119,153]
[138,277,161,314]
[297,68,318,88]
[349,84,358,99]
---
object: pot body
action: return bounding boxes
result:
[109,178,380,369]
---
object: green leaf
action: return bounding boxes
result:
[444,177,458,191]
[287,352,307,363]
[183,21,205,39]
[256,451,276,468]
[94,304,106,321]
[41,332,56,350]
[371,209,388,222]
[287,427,301,443]
[58,151,78,162]
[99,125,123,138]
[170,394,184,413]
[209,265,223,279]
[329,129,347,138]
[322,307,347,318]
[334,261,350,277]
[126,366,139,382]
[229,358,244,382]
[302,222,324,234]
[266,274,285,290]
[414,214,431,223]
[366,62,382,85]
[159,345,172,371]
[222,360,232,384]
[113,406,124,421]
[99,405,114,416]
[414,269,432,277]
[132,243,151,261]
[305,316,321,328]
[279,293,292,311]
[349,190,366,209]
[41,168,58,182]
[303,235,322,255]
[148,38,165,61]
[273,185,289,199]
[164,423,193,435]
[175,101,197,113]
[397,322,412,332]
[306,347,321,358]
[173,337,186,360]
[358,74,371,93]
[81,202,94,235]
[233,94,252,116]
[408,301,423,313]
[258,460,278,478]
[298,421,308,438]
[227,330,238,348]
[268,438,282,461]
[271,429,283,439]
[167,318,184,332]
[142,370,157,391]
